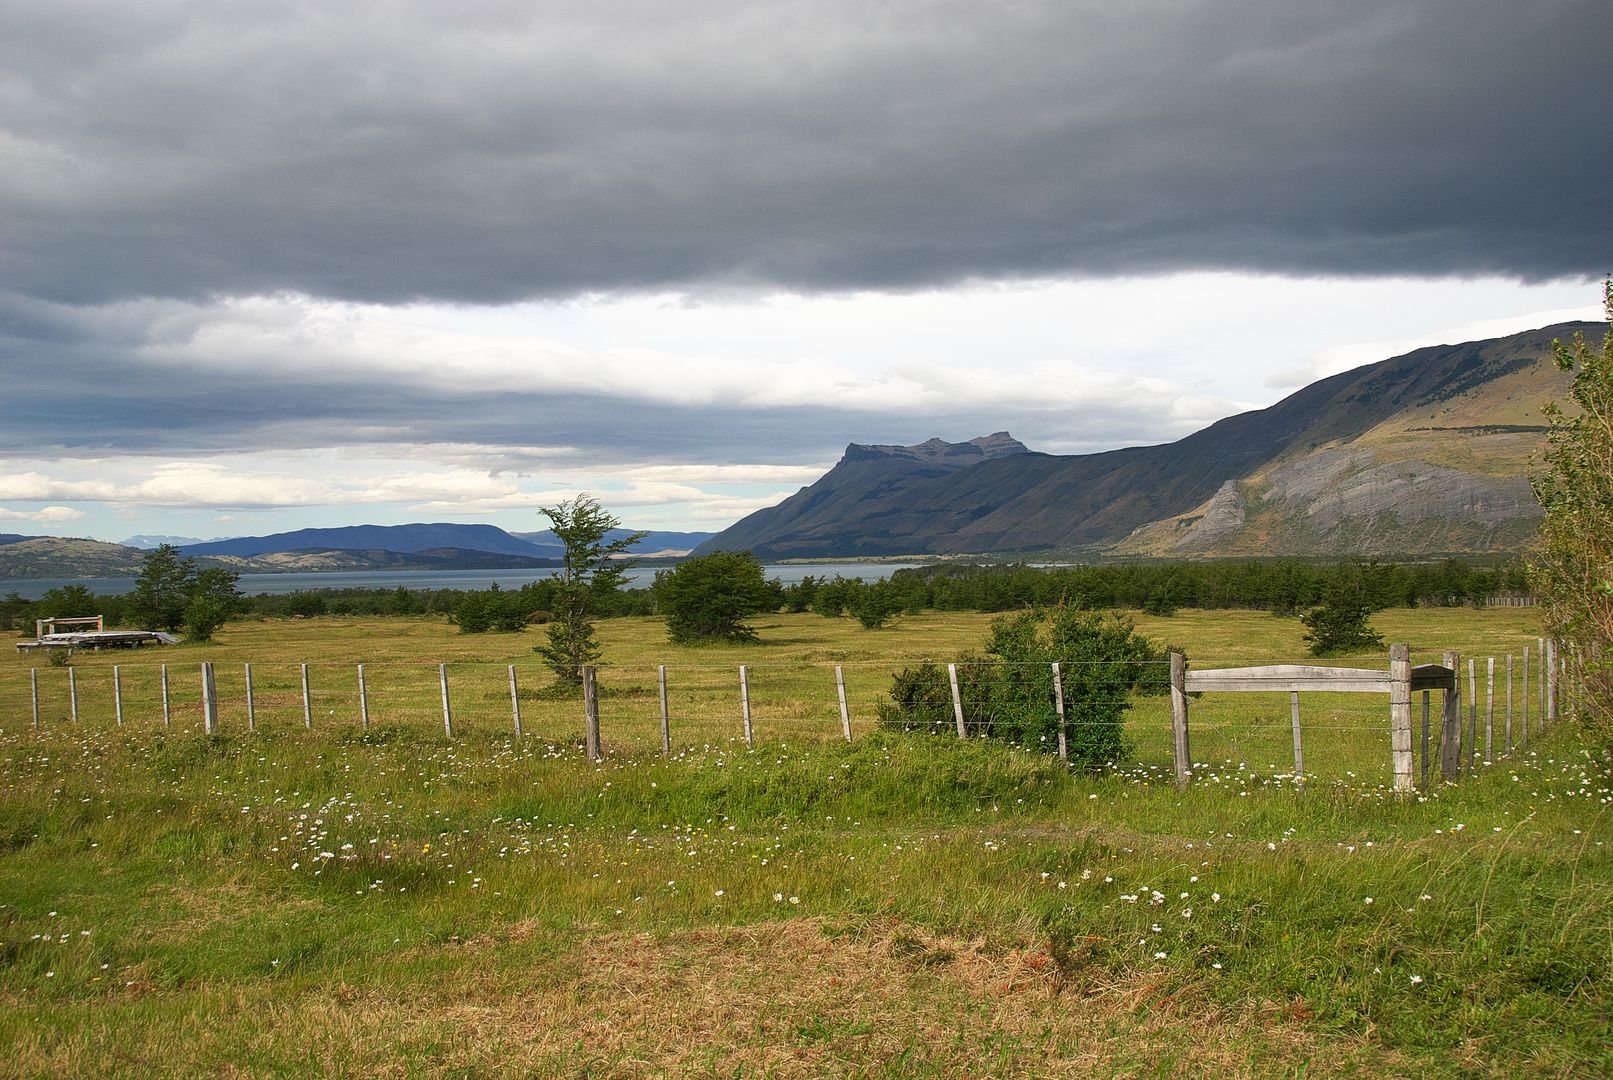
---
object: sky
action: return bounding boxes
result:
[1,1,1608,544]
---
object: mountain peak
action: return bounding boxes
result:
[843,432,1029,465]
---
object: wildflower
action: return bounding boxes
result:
[1182,908,1193,918]
[714,890,724,897]
[774,893,783,902]
[789,896,800,904]
[1410,975,1423,985]
[1364,897,1373,904]
[1211,893,1220,902]
[1153,952,1167,960]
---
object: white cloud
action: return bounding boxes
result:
[0,505,86,523]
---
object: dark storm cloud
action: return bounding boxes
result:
[1,0,1607,307]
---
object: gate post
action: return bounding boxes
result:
[1390,644,1412,793]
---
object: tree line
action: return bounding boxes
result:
[1,553,1527,637]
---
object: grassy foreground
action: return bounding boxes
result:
[1,608,1608,1078]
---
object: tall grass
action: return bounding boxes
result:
[0,608,1604,1077]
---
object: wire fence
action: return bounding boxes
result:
[6,646,1582,790]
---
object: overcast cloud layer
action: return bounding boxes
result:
[3,0,1608,302]
[0,2,1607,544]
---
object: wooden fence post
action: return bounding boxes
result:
[69,666,78,723]
[113,666,123,727]
[509,665,522,738]
[739,665,753,747]
[582,665,600,761]
[1467,658,1478,768]
[659,665,670,755]
[1484,657,1494,762]
[1421,690,1431,787]
[1546,639,1558,723]
[1520,648,1529,752]
[948,663,966,738]
[836,666,851,743]
[1390,644,1412,793]
[201,662,219,735]
[439,664,453,738]
[160,663,170,728]
[30,668,39,728]
[1052,661,1068,761]
[1505,655,1512,755]
[1290,690,1305,782]
[245,663,256,732]
[301,663,312,730]
[1439,649,1461,780]
[1170,652,1190,791]
[358,664,370,731]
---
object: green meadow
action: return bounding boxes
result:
[1,607,1607,1078]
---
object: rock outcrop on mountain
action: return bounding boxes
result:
[697,322,1599,560]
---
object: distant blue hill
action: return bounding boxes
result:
[180,523,554,558]
[178,523,716,560]
[0,533,47,547]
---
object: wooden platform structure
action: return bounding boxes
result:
[1168,645,1460,794]
[17,616,179,654]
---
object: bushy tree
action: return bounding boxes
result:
[653,550,776,643]
[128,544,193,631]
[128,544,243,634]
[878,605,1167,765]
[1529,279,1613,743]
[183,595,230,642]
[532,495,647,686]
[453,582,550,633]
[1300,576,1386,656]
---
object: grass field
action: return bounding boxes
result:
[1,607,1608,1077]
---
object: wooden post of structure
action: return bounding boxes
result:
[1505,655,1512,756]
[948,663,966,739]
[1170,652,1190,791]
[1290,690,1305,783]
[245,663,256,732]
[739,665,753,747]
[582,665,600,761]
[1485,657,1495,762]
[113,666,123,727]
[1520,648,1529,752]
[1052,662,1068,762]
[160,663,170,728]
[301,663,312,730]
[1439,649,1461,780]
[509,666,522,738]
[69,666,78,723]
[836,666,851,743]
[439,664,453,738]
[358,664,370,731]
[1421,690,1431,787]
[31,668,39,728]
[1467,658,1478,769]
[1390,644,1412,793]
[201,662,219,735]
[658,666,670,755]
[1546,639,1558,724]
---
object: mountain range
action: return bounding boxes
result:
[694,322,1598,561]
[0,524,717,581]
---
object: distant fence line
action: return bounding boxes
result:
[13,639,1589,795]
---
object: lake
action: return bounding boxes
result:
[0,562,923,601]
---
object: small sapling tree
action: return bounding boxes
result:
[1530,278,1613,743]
[533,495,646,686]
